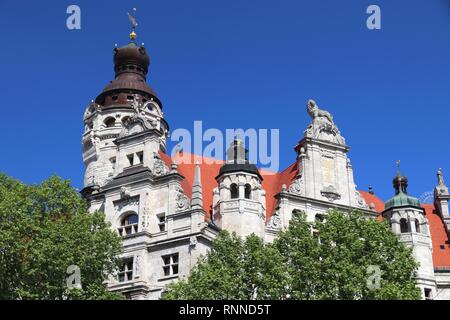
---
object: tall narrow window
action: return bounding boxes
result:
[118,258,133,282]
[127,154,134,166]
[230,183,238,199]
[118,213,139,236]
[244,184,252,199]
[157,213,166,232]
[137,151,144,164]
[400,218,409,233]
[415,219,420,233]
[424,288,432,300]
[162,253,179,277]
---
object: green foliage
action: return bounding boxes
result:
[163,210,421,300]
[0,173,123,300]
[163,232,289,300]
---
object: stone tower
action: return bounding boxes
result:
[382,172,436,300]
[212,139,267,238]
[81,29,211,299]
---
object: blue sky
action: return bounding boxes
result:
[0,0,449,202]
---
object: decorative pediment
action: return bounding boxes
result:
[118,114,155,138]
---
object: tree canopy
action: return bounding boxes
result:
[0,174,123,300]
[163,210,421,300]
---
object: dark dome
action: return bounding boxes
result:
[113,43,150,74]
[95,42,161,107]
[217,163,263,181]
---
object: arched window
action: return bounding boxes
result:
[315,214,324,223]
[121,116,130,125]
[292,209,302,216]
[244,184,251,199]
[400,218,409,233]
[104,117,116,128]
[230,183,238,199]
[118,213,139,236]
[415,219,420,233]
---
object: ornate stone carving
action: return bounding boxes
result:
[114,195,139,213]
[189,236,198,250]
[175,186,190,212]
[120,187,131,199]
[355,191,369,209]
[152,152,169,176]
[321,185,341,202]
[289,177,303,195]
[304,99,346,145]
[134,254,142,278]
[118,113,155,139]
[141,193,151,230]
[267,210,282,230]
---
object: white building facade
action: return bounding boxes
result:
[81,34,450,300]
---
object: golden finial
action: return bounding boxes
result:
[127,8,138,41]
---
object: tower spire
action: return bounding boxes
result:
[191,161,203,209]
[127,8,138,42]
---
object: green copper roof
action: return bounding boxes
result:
[384,174,421,210]
[385,191,421,210]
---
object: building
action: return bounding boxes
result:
[80,30,450,300]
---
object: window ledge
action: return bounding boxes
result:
[158,274,179,282]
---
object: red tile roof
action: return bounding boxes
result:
[422,204,450,268]
[161,152,450,268]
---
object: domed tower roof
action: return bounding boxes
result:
[95,22,161,108]
[385,165,421,210]
[217,139,263,180]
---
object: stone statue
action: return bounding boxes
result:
[438,168,445,186]
[307,99,334,124]
[304,99,345,145]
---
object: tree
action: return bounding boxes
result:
[162,231,289,300]
[163,210,421,300]
[0,174,123,300]
[275,211,421,300]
